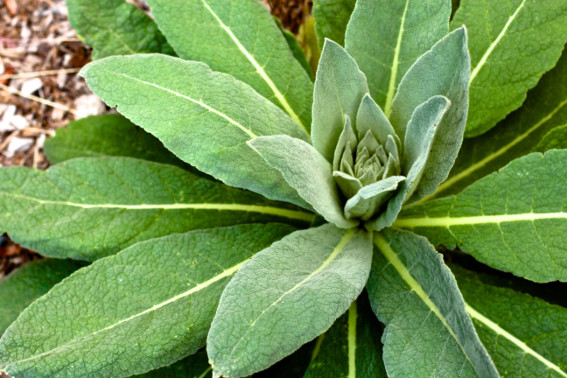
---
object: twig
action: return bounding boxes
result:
[0,68,81,80]
[0,82,78,116]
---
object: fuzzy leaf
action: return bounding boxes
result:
[312,0,356,47]
[207,224,372,377]
[396,150,567,283]
[535,125,567,152]
[453,0,567,136]
[0,157,311,260]
[0,225,293,378]
[146,0,313,131]
[81,54,310,208]
[345,0,450,113]
[368,229,498,377]
[312,39,369,162]
[249,135,355,228]
[0,259,83,336]
[344,176,405,221]
[66,0,173,59]
[453,267,567,377]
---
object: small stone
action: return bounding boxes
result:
[7,137,34,153]
[20,78,43,96]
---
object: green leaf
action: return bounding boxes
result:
[453,266,567,377]
[452,0,567,137]
[0,224,293,378]
[534,125,567,152]
[368,229,498,377]
[146,0,313,131]
[249,135,355,229]
[429,51,567,199]
[0,259,83,336]
[207,224,372,377]
[312,40,369,162]
[65,0,174,59]
[304,296,387,378]
[81,54,310,208]
[312,0,356,47]
[135,350,211,378]
[345,0,450,113]
[396,150,567,283]
[0,157,312,260]
[44,114,185,168]
[344,176,405,221]
[273,17,314,81]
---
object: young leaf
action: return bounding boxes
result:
[396,150,567,283]
[312,0,356,47]
[535,125,567,152]
[453,266,567,377]
[368,229,498,377]
[81,54,311,208]
[304,296,387,378]
[135,350,211,378]
[0,224,293,378]
[430,52,567,199]
[146,0,313,131]
[249,135,356,229]
[0,157,312,260]
[207,224,372,377]
[345,0,450,113]
[0,259,83,336]
[312,40,369,162]
[66,0,174,59]
[44,114,185,168]
[452,0,567,136]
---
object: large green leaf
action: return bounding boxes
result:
[312,0,356,47]
[0,157,311,260]
[66,0,173,59]
[207,224,372,377]
[429,51,567,199]
[453,266,567,377]
[44,114,184,168]
[345,0,450,113]
[535,125,567,152]
[0,259,83,336]
[304,296,387,378]
[249,135,356,229]
[146,0,313,131]
[81,54,310,208]
[452,0,567,136]
[0,225,292,378]
[396,150,567,283]
[368,229,498,377]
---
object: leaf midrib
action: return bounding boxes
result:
[394,211,567,228]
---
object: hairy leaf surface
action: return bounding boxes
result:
[312,0,356,47]
[396,150,567,282]
[0,225,293,378]
[0,157,311,260]
[208,224,372,377]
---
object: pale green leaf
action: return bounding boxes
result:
[0,157,311,260]
[135,350,211,378]
[207,224,372,377]
[304,296,387,378]
[344,176,405,221]
[273,17,314,81]
[345,0,450,113]
[429,51,567,200]
[453,0,567,137]
[0,225,293,378]
[534,125,567,153]
[396,150,567,283]
[146,0,313,131]
[81,54,310,208]
[65,0,173,59]
[0,259,83,336]
[312,0,356,47]
[44,114,184,168]
[453,266,567,377]
[312,39,369,162]
[368,229,498,377]
[248,135,355,228]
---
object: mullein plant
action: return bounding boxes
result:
[1,0,567,377]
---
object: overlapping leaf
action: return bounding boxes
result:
[312,0,356,47]
[535,125,567,152]
[135,350,211,378]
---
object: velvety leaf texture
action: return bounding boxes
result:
[312,0,356,47]
[207,224,372,377]
[453,0,567,136]
[0,225,293,378]
[81,54,311,209]
[147,0,313,131]
[65,0,174,59]
[0,157,311,260]
[368,229,498,377]
[396,150,567,283]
